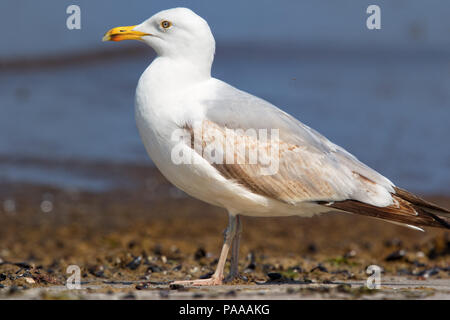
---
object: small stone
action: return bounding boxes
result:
[194,248,206,260]
[24,277,35,284]
[172,264,182,271]
[15,262,32,269]
[385,250,406,261]
[291,265,303,273]
[199,272,214,279]
[344,250,357,258]
[417,267,440,278]
[190,267,199,274]
[310,264,328,273]
[169,283,185,290]
[267,272,282,281]
[126,256,142,270]
[146,263,162,273]
[88,266,105,278]
[135,282,149,290]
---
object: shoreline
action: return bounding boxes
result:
[0,176,449,299]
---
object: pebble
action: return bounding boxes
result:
[172,264,182,271]
[199,272,214,279]
[267,272,282,281]
[344,250,357,258]
[417,267,441,278]
[14,262,32,269]
[310,264,328,273]
[190,267,199,274]
[291,265,303,273]
[88,266,105,278]
[126,256,142,270]
[194,248,206,260]
[169,283,185,290]
[416,251,425,258]
[385,250,406,261]
[146,263,162,273]
[135,282,149,290]
[24,277,35,284]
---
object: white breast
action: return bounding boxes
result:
[134,58,331,218]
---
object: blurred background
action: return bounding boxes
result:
[1,0,449,194]
[0,1,449,297]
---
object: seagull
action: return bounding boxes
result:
[103,7,450,286]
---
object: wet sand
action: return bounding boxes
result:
[0,166,449,299]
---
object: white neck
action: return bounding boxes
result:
[145,56,212,90]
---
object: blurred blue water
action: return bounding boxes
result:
[2,0,450,58]
[1,1,449,192]
[1,47,449,193]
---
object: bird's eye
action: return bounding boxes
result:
[160,20,172,29]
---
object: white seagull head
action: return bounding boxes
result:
[103,8,215,66]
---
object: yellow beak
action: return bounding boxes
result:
[102,25,151,42]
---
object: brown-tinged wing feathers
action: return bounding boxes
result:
[321,189,450,229]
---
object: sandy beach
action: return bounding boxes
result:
[0,163,449,300]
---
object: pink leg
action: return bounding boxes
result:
[171,214,238,286]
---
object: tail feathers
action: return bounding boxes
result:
[320,187,450,230]
[393,187,450,216]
